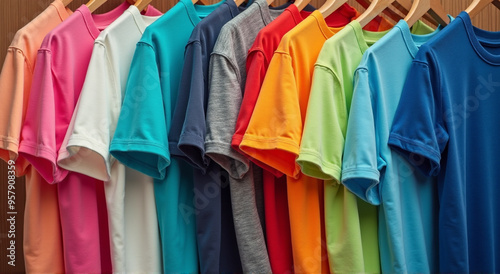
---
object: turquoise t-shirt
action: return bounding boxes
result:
[110,0,224,272]
[341,20,442,273]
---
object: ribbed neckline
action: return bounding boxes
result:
[78,1,130,39]
[287,4,315,25]
[350,20,392,54]
[128,5,163,34]
[461,11,500,65]
[398,20,442,58]
[313,10,343,39]
[182,0,226,26]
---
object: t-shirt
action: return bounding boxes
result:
[205,0,292,271]
[298,20,405,273]
[239,10,346,273]
[388,12,500,272]
[19,3,135,273]
[110,0,225,272]
[168,0,247,272]
[232,4,358,273]
[341,20,440,273]
[232,3,359,174]
[0,2,70,272]
[57,5,162,273]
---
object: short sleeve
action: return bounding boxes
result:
[110,42,170,179]
[232,49,283,178]
[205,52,250,179]
[296,64,345,181]
[18,48,68,183]
[239,52,302,178]
[172,40,210,171]
[388,58,448,177]
[57,42,118,181]
[0,47,31,175]
[341,68,381,205]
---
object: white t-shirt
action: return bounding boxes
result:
[57,5,163,273]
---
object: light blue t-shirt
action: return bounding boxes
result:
[389,12,500,272]
[110,0,225,272]
[342,20,442,273]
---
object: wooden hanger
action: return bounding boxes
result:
[391,0,438,26]
[356,0,408,24]
[404,0,449,27]
[294,0,312,11]
[319,0,409,23]
[235,0,246,7]
[465,0,500,18]
[61,0,73,6]
[131,0,152,11]
[356,0,404,27]
[318,0,347,18]
[86,0,108,13]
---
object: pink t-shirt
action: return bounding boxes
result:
[19,2,135,273]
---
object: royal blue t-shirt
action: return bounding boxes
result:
[110,0,225,272]
[169,1,248,273]
[389,12,500,272]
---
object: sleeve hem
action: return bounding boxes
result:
[0,136,19,153]
[296,149,341,180]
[341,167,381,205]
[57,136,111,181]
[110,140,170,180]
[18,141,57,165]
[205,141,249,179]
[178,132,209,172]
[388,133,441,176]
[240,134,299,154]
[239,134,300,178]
[18,141,67,183]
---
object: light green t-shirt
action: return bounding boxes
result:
[297,20,434,273]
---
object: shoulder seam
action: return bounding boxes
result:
[7,46,32,72]
[210,52,241,84]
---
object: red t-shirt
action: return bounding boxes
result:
[231,4,392,273]
[231,4,364,273]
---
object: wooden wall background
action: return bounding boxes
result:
[0,0,498,273]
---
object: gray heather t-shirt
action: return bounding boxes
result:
[206,0,289,272]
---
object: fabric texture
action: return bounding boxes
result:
[57,5,163,273]
[240,10,345,273]
[205,0,294,271]
[0,1,71,272]
[298,21,396,273]
[389,12,500,273]
[110,0,225,272]
[168,0,247,272]
[232,4,360,273]
[18,3,137,272]
[341,20,440,273]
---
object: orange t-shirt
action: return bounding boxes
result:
[240,11,344,273]
[240,9,392,273]
[0,1,71,272]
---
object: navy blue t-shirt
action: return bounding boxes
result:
[389,12,500,273]
[169,1,248,273]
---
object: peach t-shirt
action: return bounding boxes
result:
[0,1,71,272]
